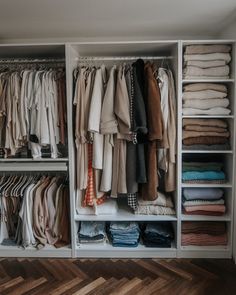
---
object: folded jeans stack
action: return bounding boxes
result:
[182,221,227,246]
[182,118,230,150]
[183,44,231,79]
[135,191,176,215]
[182,188,226,216]
[78,221,106,244]
[109,222,140,247]
[182,162,226,184]
[142,222,174,248]
[182,83,231,116]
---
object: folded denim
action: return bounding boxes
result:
[79,221,106,237]
[144,223,174,239]
[109,221,139,231]
[111,242,139,247]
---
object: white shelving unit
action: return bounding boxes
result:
[66,41,180,258]
[0,40,235,259]
[0,43,72,258]
[178,40,236,259]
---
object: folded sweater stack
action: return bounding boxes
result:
[182,83,231,116]
[182,188,225,216]
[183,44,231,79]
[182,221,227,246]
[135,191,176,215]
[182,118,230,150]
[182,162,226,184]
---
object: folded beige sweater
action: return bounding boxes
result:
[185,44,231,55]
[184,125,227,133]
[183,89,227,100]
[183,83,227,93]
[183,98,229,109]
[182,107,231,115]
[184,65,230,77]
[182,130,230,140]
[184,53,231,62]
[185,60,226,68]
[184,75,229,79]
[182,118,227,128]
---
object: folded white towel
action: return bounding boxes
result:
[184,65,230,77]
[185,60,226,68]
[184,53,231,63]
[182,107,231,115]
[183,98,229,109]
[183,90,227,100]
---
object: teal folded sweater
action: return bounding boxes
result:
[182,171,225,181]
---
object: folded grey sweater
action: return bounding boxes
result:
[184,65,230,77]
[185,44,231,55]
[185,60,226,68]
[184,53,231,63]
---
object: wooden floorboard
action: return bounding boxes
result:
[0,258,235,294]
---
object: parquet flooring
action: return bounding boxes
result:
[0,258,235,294]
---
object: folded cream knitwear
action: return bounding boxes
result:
[185,60,226,68]
[138,191,174,208]
[183,83,227,93]
[183,65,230,77]
[135,205,175,215]
[182,118,227,128]
[185,44,231,55]
[183,98,229,110]
[184,75,229,79]
[184,52,231,62]
[183,89,227,100]
[182,107,231,115]
[183,199,225,207]
[182,130,230,140]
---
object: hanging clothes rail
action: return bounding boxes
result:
[76,55,173,61]
[0,58,65,64]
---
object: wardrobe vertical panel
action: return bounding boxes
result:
[65,43,79,258]
[177,41,183,257]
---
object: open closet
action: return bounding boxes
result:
[0,40,235,258]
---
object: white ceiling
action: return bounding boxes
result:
[0,0,236,41]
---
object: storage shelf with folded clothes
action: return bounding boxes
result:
[182,187,227,217]
[183,44,233,80]
[76,221,175,249]
[182,83,233,116]
[182,161,227,185]
[182,118,232,151]
[181,221,228,247]
[75,191,176,220]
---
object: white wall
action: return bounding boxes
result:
[219,19,236,39]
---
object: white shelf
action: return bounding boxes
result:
[0,244,72,258]
[76,242,177,258]
[0,162,68,171]
[181,183,232,188]
[181,213,231,222]
[75,208,177,222]
[182,115,234,119]
[0,158,69,162]
[182,79,235,83]
[182,150,233,154]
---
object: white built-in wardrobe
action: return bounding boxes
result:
[0,40,235,259]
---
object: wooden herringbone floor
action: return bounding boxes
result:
[0,258,235,295]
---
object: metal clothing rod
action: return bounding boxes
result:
[0,58,65,64]
[76,56,173,61]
